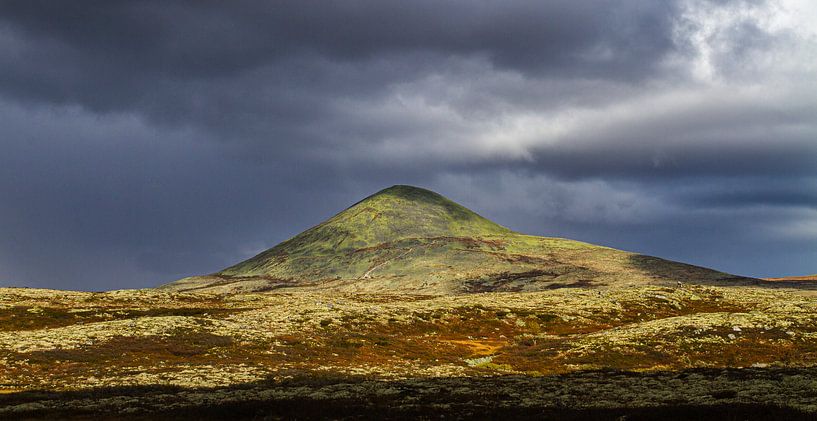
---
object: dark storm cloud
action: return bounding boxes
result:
[681,183,817,209]
[0,1,679,75]
[0,0,685,137]
[0,0,815,289]
[0,98,440,289]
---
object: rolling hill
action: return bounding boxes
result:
[765,275,817,282]
[161,185,757,293]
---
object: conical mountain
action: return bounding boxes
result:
[228,185,512,265]
[162,185,757,293]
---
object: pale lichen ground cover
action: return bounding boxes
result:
[2,285,817,417]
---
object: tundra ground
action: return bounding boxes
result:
[2,285,817,418]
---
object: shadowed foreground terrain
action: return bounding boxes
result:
[3,370,816,420]
[3,285,817,419]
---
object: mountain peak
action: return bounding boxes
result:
[222,185,511,274]
[364,185,450,202]
[163,185,755,294]
[350,185,507,232]
[355,185,471,212]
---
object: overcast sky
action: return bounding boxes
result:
[1,0,815,290]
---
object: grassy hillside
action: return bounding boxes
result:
[162,185,756,293]
[220,185,511,275]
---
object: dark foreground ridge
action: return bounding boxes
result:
[3,368,817,420]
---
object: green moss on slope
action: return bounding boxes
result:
[220,185,511,275]
[164,185,756,293]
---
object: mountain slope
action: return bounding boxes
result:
[222,185,512,276]
[162,185,757,293]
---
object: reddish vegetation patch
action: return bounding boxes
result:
[266,296,759,374]
[0,306,239,332]
[764,275,817,282]
[442,339,505,356]
[23,333,235,365]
